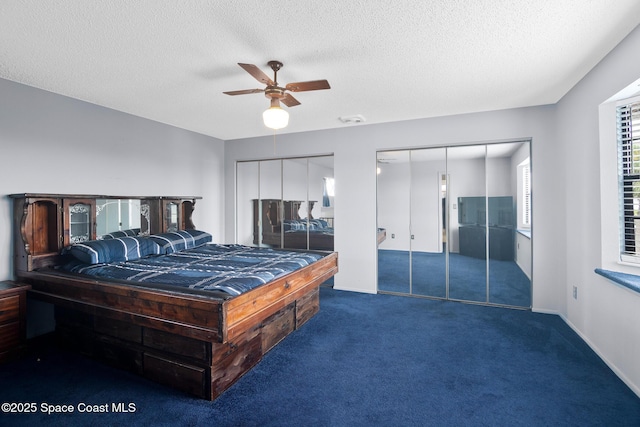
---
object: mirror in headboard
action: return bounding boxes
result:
[10,193,201,274]
[165,200,179,232]
[96,198,143,238]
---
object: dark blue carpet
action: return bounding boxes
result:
[378,249,531,307]
[0,288,638,426]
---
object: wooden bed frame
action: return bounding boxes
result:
[10,193,338,400]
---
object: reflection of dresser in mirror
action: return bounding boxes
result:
[457,196,515,261]
[164,200,180,232]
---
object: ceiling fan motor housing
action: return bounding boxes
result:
[265,87,285,100]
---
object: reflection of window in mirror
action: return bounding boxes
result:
[517,158,531,230]
[166,203,179,232]
[440,173,448,252]
[96,199,143,238]
[321,177,335,226]
[323,177,335,206]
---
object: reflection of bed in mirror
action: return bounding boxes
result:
[253,199,334,251]
[10,193,338,400]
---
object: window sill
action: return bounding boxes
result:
[594,268,640,295]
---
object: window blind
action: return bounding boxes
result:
[618,101,640,256]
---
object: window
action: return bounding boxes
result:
[597,79,640,272]
[617,100,640,262]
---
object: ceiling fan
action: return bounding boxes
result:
[223,61,330,129]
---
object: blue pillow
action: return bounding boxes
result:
[148,230,212,254]
[64,236,161,264]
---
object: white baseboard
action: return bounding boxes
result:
[331,285,377,294]
[557,313,640,398]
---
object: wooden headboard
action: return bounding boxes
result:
[10,193,200,275]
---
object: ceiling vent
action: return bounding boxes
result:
[339,114,366,124]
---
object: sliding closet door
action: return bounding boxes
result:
[410,148,447,298]
[308,156,335,251]
[237,161,260,246]
[377,150,411,294]
[487,142,532,308]
[258,159,283,247]
[282,158,307,249]
[448,145,487,303]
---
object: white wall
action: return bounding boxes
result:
[555,24,640,396]
[0,78,226,282]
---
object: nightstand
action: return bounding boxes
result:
[0,281,30,362]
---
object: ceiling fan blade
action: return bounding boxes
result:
[281,93,301,107]
[238,63,274,85]
[285,79,330,92]
[223,88,264,96]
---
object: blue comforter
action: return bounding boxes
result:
[61,243,324,297]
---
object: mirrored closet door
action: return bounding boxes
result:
[377,150,411,293]
[377,141,532,309]
[410,148,447,298]
[448,145,488,303]
[236,155,335,252]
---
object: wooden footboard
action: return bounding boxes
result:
[52,286,322,399]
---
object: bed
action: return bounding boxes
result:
[10,193,338,400]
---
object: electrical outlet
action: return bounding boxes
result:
[573,286,578,300]
[391,233,395,239]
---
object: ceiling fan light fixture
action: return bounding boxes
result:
[224,61,330,132]
[263,99,289,130]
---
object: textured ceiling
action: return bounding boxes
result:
[1,1,640,141]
